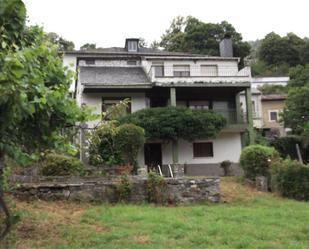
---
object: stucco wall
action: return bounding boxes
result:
[262,100,285,129]
[138,133,242,167]
[81,92,146,127]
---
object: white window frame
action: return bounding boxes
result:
[128,41,138,52]
[200,65,218,76]
[173,65,190,77]
[268,110,279,122]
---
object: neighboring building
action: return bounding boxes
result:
[261,94,287,138]
[240,76,289,137]
[63,38,254,176]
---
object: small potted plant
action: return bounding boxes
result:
[220,160,232,176]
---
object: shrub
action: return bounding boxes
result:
[239,145,279,180]
[115,124,145,169]
[41,153,84,176]
[88,122,145,169]
[270,136,302,160]
[88,122,122,166]
[115,174,133,202]
[147,171,167,204]
[118,106,226,141]
[271,159,309,200]
[220,160,232,176]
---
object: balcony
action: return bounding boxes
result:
[148,65,251,86]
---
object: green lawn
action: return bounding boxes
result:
[2,180,309,249]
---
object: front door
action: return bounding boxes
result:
[144,143,162,171]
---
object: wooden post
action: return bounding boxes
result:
[170,87,179,164]
[245,87,255,144]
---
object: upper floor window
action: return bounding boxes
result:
[173,65,190,77]
[201,65,218,76]
[269,110,279,122]
[154,65,164,77]
[127,41,138,52]
[102,98,131,118]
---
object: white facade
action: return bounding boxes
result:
[251,77,289,88]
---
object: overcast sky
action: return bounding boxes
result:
[24,0,309,49]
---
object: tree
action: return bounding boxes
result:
[283,64,309,135]
[138,37,147,48]
[45,32,75,51]
[118,107,226,141]
[159,16,250,64]
[0,0,89,238]
[80,43,96,50]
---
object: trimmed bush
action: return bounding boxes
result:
[41,153,84,176]
[118,106,226,141]
[115,124,145,169]
[271,159,309,201]
[239,145,279,180]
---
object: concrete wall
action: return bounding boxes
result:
[139,133,243,176]
[81,92,146,127]
[262,99,285,134]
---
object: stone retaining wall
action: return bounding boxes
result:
[14,176,220,203]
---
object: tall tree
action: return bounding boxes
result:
[0,0,89,238]
[159,16,250,63]
[45,32,75,51]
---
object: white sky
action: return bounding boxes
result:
[24,0,309,49]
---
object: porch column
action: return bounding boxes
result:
[235,92,242,124]
[245,87,255,144]
[170,87,179,164]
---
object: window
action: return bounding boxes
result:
[128,41,138,52]
[102,98,131,117]
[154,66,164,77]
[193,142,214,157]
[173,65,190,77]
[189,100,209,110]
[201,65,218,76]
[85,59,95,65]
[127,60,137,65]
[269,110,279,122]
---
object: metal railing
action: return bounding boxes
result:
[150,66,250,78]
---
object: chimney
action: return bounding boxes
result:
[219,35,233,57]
[125,38,139,52]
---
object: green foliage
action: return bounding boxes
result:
[147,171,167,204]
[159,16,250,65]
[283,64,309,135]
[0,0,91,166]
[259,32,307,67]
[118,107,226,141]
[80,43,96,50]
[258,84,288,95]
[45,32,75,51]
[41,153,84,176]
[239,145,279,180]
[88,123,145,168]
[270,136,301,160]
[271,159,309,201]
[115,124,145,168]
[115,174,133,202]
[220,160,232,176]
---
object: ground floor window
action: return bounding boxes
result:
[193,142,214,157]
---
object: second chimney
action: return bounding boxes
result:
[219,36,233,57]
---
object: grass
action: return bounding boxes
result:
[1,177,309,249]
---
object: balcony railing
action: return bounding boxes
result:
[213,109,245,124]
[149,65,251,79]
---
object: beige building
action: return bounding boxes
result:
[261,94,287,138]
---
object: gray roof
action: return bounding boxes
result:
[80,66,151,86]
[65,47,239,61]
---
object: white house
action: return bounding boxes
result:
[63,38,254,176]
